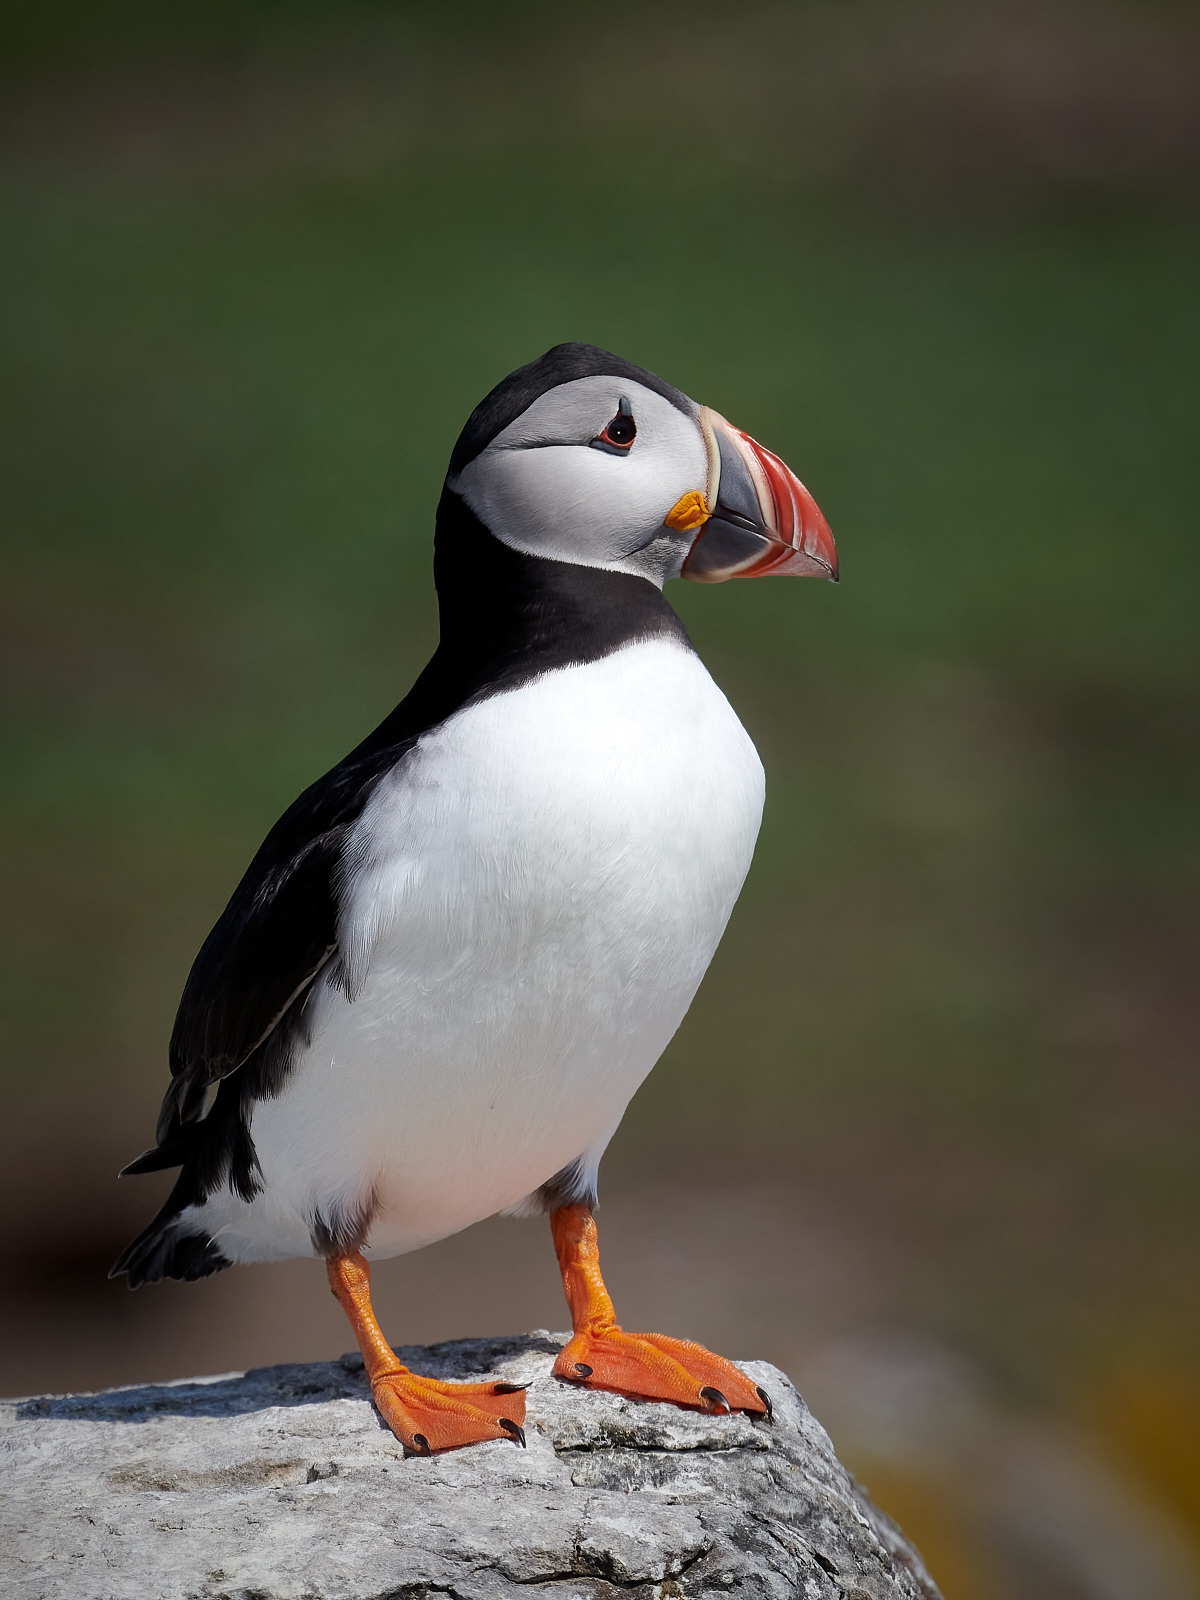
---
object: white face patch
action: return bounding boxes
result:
[448,376,709,587]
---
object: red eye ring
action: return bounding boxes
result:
[591,398,636,455]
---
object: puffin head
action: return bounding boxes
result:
[445,343,837,589]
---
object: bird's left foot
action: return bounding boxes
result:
[553,1323,770,1415]
[548,1203,770,1417]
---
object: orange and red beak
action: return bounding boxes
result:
[682,409,838,584]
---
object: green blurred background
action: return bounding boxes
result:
[2,3,1198,1594]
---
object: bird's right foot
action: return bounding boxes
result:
[327,1249,526,1454]
[370,1369,526,1454]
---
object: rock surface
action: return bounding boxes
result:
[2,1332,941,1600]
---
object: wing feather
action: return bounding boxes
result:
[152,735,420,1150]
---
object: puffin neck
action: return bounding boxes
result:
[416,488,692,717]
[330,493,692,771]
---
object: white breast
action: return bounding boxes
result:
[194,636,764,1264]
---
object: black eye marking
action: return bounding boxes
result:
[591,396,636,455]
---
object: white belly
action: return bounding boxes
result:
[193,637,764,1263]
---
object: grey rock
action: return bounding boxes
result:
[2,1332,941,1600]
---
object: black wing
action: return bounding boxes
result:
[124,731,421,1175]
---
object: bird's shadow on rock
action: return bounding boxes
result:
[14,1332,562,1424]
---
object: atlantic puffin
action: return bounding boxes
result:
[113,343,838,1455]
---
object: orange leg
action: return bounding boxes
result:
[549,1204,771,1417]
[327,1251,526,1454]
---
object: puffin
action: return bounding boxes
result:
[113,343,838,1455]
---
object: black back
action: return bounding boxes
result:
[112,486,692,1285]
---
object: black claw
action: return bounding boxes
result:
[411,1433,431,1456]
[574,1363,594,1378]
[700,1386,731,1414]
[499,1418,526,1448]
[755,1385,774,1420]
[494,1382,528,1394]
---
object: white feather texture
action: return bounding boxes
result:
[185,636,764,1263]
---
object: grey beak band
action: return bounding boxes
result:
[683,423,774,580]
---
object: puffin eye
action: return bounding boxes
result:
[591,398,636,455]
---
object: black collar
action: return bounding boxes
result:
[347,488,693,760]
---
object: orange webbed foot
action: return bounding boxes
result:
[548,1203,770,1419]
[371,1370,527,1455]
[552,1325,770,1416]
[326,1249,526,1455]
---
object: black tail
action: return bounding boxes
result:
[110,1168,231,1288]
